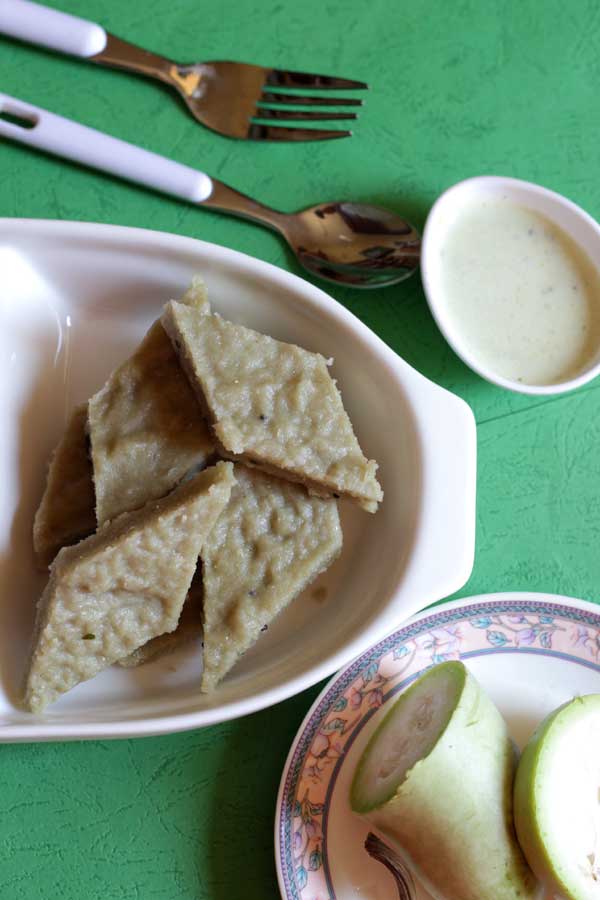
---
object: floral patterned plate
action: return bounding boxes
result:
[275,592,600,900]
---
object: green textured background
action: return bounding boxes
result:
[2,1,600,897]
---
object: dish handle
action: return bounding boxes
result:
[394,374,476,620]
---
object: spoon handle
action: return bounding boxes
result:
[0,93,214,203]
[0,93,287,232]
[364,832,417,900]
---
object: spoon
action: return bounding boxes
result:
[365,831,417,899]
[0,93,420,289]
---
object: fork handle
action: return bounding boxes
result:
[0,94,212,203]
[0,0,175,83]
[0,0,108,57]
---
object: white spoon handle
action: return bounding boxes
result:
[0,94,213,203]
[0,0,107,57]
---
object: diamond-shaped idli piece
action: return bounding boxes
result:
[161,301,382,512]
[24,461,234,712]
[88,279,215,526]
[201,464,342,692]
[117,567,203,668]
[33,404,96,569]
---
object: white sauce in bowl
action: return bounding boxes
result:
[438,197,600,385]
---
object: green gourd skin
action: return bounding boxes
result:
[514,695,600,900]
[350,661,541,900]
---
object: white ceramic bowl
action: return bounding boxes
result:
[0,219,476,742]
[421,175,600,395]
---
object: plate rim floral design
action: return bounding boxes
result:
[274,591,600,900]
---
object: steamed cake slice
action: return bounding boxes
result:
[88,279,215,526]
[24,461,234,712]
[117,567,203,667]
[33,405,97,569]
[176,276,211,316]
[200,464,342,692]
[161,300,382,512]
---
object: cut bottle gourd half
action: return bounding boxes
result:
[351,661,462,813]
[514,694,600,900]
[350,661,541,900]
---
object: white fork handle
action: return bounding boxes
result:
[0,0,107,57]
[0,94,213,203]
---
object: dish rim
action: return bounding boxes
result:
[273,589,600,900]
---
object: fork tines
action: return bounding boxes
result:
[260,92,363,107]
[248,124,353,141]
[253,68,368,140]
[266,70,368,90]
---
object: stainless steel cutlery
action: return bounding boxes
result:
[0,93,419,288]
[0,0,367,141]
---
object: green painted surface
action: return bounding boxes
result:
[2,0,600,896]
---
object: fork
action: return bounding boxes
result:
[0,0,367,141]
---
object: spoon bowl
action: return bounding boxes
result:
[288,201,421,288]
[204,182,421,288]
